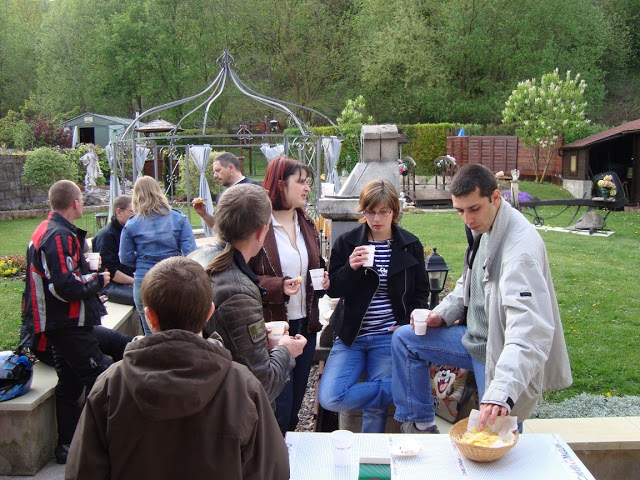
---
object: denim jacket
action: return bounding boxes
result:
[119,209,197,281]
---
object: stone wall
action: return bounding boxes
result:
[0,155,47,208]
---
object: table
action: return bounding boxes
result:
[285,432,595,480]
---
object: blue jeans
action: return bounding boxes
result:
[318,333,393,433]
[133,280,151,336]
[391,324,486,424]
[274,318,316,435]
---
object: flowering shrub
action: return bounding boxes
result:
[597,175,616,196]
[0,255,26,278]
[502,69,589,183]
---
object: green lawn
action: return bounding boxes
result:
[1,181,639,404]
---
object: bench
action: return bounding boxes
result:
[0,301,139,475]
[523,416,640,480]
[100,300,141,337]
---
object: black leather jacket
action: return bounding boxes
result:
[327,223,429,346]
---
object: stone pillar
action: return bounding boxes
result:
[318,125,400,248]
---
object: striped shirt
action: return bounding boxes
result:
[358,239,396,337]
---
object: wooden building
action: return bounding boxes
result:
[447,136,562,181]
[560,119,639,204]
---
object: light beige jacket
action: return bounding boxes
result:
[435,198,572,420]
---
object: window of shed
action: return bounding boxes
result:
[570,155,577,173]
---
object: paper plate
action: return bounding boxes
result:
[390,439,422,457]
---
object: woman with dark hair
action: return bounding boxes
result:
[119,176,197,335]
[249,155,329,434]
[318,179,429,432]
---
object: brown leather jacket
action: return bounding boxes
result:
[249,209,325,332]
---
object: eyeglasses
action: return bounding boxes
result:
[363,209,393,219]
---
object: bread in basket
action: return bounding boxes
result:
[449,416,519,462]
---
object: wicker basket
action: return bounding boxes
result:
[449,417,519,462]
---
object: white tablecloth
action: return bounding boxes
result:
[285,432,595,480]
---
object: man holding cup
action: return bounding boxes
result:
[391,164,572,434]
[20,180,124,463]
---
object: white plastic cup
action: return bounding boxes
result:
[86,252,100,271]
[265,321,287,349]
[309,268,325,290]
[362,245,375,267]
[413,308,429,335]
[330,430,354,467]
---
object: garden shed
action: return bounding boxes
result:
[63,113,136,148]
[560,119,639,204]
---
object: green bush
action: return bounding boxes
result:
[13,120,35,151]
[22,147,78,191]
[399,123,455,176]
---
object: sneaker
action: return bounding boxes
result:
[54,444,70,464]
[400,421,440,434]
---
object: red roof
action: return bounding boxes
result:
[563,119,640,149]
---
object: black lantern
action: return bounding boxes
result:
[95,213,108,231]
[425,247,450,309]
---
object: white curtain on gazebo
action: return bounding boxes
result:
[105,143,121,219]
[134,146,149,180]
[188,145,215,238]
[260,143,285,162]
[322,136,343,193]
[71,126,79,149]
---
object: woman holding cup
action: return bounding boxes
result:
[249,155,329,435]
[318,179,429,432]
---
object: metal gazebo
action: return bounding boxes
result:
[107,51,343,226]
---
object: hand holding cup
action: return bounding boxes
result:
[349,245,375,270]
[412,309,430,335]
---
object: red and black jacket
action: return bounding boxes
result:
[21,212,106,353]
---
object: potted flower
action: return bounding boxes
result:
[596,175,617,200]
[398,160,409,176]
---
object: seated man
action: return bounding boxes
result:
[93,195,135,305]
[66,257,290,480]
[392,164,572,434]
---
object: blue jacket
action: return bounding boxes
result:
[119,209,197,281]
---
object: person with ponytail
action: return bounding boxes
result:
[189,183,307,404]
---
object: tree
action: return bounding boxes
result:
[336,95,373,172]
[0,0,46,116]
[502,69,589,183]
